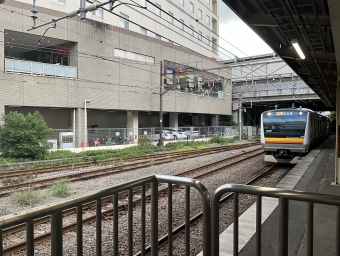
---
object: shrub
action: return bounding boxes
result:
[50,180,72,197]
[138,135,152,146]
[0,111,52,160]
[209,135,228,145]
[12,189,40,206]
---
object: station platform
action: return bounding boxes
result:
[216,135,338,256]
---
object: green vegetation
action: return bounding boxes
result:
[147,160,155,165]
[0,135,242,170]
[49,180,73,197]
[219,115,236,126]
[209,135,238,145]
[137,135,153,146]
[12,189,40,206]
[0,111,52,160]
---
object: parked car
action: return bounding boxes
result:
[145,131,173,141]
[190,131,199,139]
[167,129,187,140]
[163,131,174,140]
[145,132,161,141]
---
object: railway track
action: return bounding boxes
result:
[0,143,260,197]
[143,164,292,255]
[0,143,259,180]
[1,142,264,255]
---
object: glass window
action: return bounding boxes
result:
[206,0,210,4]
[180,0,184,5]
[119,13,129,29]
[155,34,161,40]
[206,15,210,24]
[199,9,202,19]
[180,19,184,30]
[263,111,307,137]
[140,27,147,35]
[198,31,202,41]
[206,36,210,45]
[190,2,194,12]
[168,12,173,23]
[190,25,194,36]
[155,4,161,16]
[54,0,65,3]
[140,0,146,7]
[92,1,103,18]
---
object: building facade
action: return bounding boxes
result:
[0,0,231,147]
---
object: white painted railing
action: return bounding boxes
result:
[4,58,77,78]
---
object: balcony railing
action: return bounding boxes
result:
[232,87,318,99]
[4,58,77,78]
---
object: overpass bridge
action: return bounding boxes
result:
[224,54,323,127]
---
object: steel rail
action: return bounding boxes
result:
[0,143,259,179]
[1,145,263,254]
[135,165,291,255]
[0,144,261,197]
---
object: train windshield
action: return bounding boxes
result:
[263,111,307,137]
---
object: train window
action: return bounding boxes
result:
[263,111,307,137]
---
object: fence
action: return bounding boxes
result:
[48,126,241,149]
[1,178,340,255]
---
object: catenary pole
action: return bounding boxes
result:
[159,61,163,147]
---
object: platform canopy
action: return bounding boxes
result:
[221,0,340,111]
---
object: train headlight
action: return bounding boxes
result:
[299,111,303,115]
[267,112,271,116]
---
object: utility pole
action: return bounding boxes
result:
[158,61,163,147]
[238,93,242,141]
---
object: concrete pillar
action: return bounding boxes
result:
[127,110,139,142]
[75,108,85,148]
[336,79,340,185]
[192,115,198,126]
[169,112,178,128]
[198,114,205,126]
[0,105,5,126]
[211,115,219,126]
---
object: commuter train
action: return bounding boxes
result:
[260,107,329,164]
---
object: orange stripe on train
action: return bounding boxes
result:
[264,138,304,144]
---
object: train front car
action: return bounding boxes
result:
[260,108,309,164]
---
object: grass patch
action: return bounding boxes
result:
[196,144,207,149]
[0,136,241,171]
[147,160,155,165]
[49,180,72,197]
[12,189,40,206]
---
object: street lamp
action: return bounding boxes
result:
[84,100,90,147]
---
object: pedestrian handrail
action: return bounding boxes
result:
[211,184,340,256]
[0,175,211,256]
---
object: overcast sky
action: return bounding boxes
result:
[219,0,273,60]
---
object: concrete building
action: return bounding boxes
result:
[0,0,231,147]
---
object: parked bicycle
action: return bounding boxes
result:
[111,136,127,145]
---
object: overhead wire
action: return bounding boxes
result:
[1,2,311,105]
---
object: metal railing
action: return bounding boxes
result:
[4,58,77,78]
[232,87,318,99]
[0,175,211,256]
[211,184,340,256]
[48,126,241,149]
[2,180,340,255]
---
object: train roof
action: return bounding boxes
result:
[262,107,313,113]
[261,108,329,119]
